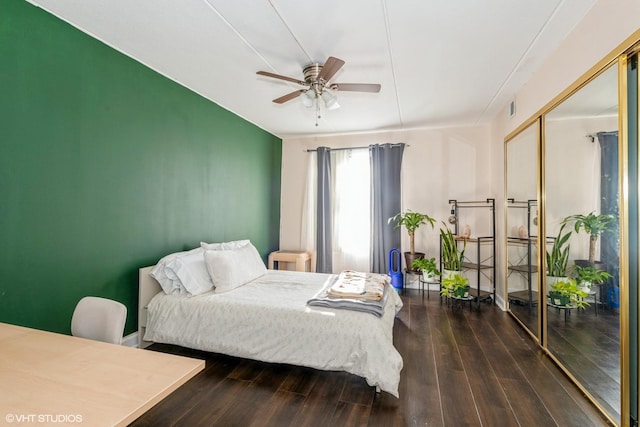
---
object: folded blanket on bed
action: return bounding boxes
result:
[326,270,387,301]
[307,274,390,317]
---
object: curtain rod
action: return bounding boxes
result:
[305,143,408,152]
[586,131,617,142]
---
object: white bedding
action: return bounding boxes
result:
[144,269,404,397]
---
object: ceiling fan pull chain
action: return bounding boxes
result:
[315,101,320,127]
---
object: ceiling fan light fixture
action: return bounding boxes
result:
[321,90,339,110]
[300,88,315,108]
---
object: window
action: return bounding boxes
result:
[331,149,370,272]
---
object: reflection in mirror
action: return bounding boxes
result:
[506,122,539,337]
[544,64,620,424]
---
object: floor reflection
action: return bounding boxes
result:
[510,302,620,423]
[509,292,538,336]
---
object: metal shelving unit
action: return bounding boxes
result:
[443,198,496,307]
[506,199,538,308]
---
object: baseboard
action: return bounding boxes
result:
[122,332,138,348]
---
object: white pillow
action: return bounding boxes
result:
[200,239,250,251]
[167,250,214,296]
[204,243,267,293]
[150,247,202,295]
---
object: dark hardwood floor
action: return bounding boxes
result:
[510,296,620,422]
[130,290,610,426]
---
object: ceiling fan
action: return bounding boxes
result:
[256,56,381,110]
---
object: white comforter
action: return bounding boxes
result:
[144,270,404,397]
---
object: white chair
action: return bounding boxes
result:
[71,296,127,345]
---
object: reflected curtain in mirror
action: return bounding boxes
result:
[598,131,620,300]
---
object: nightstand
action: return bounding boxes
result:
[268,250,312,272]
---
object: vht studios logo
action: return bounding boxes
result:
[5,413,83,423]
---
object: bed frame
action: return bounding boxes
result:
[138,266,402,397]
[138,266,162,349]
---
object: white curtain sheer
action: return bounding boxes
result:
[300,152,317,272]
[331,149,371,272]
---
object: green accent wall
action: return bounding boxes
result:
[0,1,282,335]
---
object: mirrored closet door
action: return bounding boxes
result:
[543,63,620,424]
[506,121,540,338]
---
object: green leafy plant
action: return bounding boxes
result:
[440,222,466,271]
[440,273,470,298]
[546,223,572,277]
[562,211,616,264]
[388,210,436,254]
[573,265,612,286]
[548,278,590,308]
[411,257,441,277]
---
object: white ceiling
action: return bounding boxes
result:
[28,0,597,139]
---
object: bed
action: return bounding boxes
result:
[139,265,404,397]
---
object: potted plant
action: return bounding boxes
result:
[440,272,470,298]
[572,265,612,293]
[410,257,441,281]
[562,211,616,267]
[388,210,436,271]
[440,222,466,278]
[546,223,572,285]
[548,278,590,308]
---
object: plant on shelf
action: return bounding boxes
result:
[548,278,590,308]
[388,210,436,271]
[440,222,466,276]
[440,272,470,298]
[410,257,441,281]
[572,265,612,292]
[562,211,616,266]
[546,223,572,279]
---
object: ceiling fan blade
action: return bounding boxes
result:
[273,90,303,104]
[329,83,381,93]
[257,71,306,86]
[317,57,345,82]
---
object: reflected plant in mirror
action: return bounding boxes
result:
[546,223,572,278]
[572,265,612,293]
[562,211,617,266]
[548,278,589,308]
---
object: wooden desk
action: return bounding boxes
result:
[0,322,204,426]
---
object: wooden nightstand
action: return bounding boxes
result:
[268,250,312,272]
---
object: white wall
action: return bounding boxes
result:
[494,0,639,138]
[546,115,618,261]
[280,125,492,261]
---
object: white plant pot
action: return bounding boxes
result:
[442,269,460,280]
[580,281,593,294]
[422,271,436,282]
[546,275,567,286]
